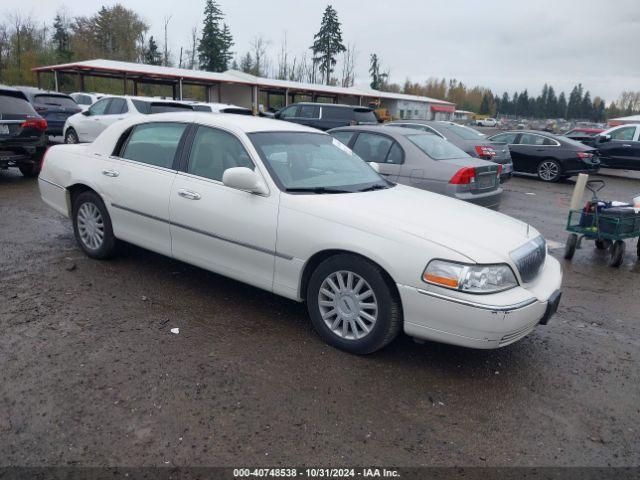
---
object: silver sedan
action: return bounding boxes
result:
[329,125,503,209]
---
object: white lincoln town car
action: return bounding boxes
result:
[38,112,562,354]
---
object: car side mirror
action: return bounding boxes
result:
[274,111,281,119]
[222,167,269,195]
[368,162,380,173]
[598,134,611,143]
[82,110,91,116]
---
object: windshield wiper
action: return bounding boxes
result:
[357,184,389,192]
[285,186,352,194]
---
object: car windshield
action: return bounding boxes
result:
[249,132,388,193]
[406,134,470,160]
[447,123,485,140]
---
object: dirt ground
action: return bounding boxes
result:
[1,168,639,467]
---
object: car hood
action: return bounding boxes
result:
[283,184,539,264]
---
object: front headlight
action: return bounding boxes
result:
[423,260,518,294]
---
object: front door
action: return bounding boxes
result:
[599,126,640,169]
[169,125,279,292]
[75,98,111,141]
[105,121,188,257]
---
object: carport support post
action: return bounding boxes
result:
[36,71,41,89]
[53,70,59,92]
[79,73,85,92]
[172,84,177,100]
[252,85,258,114]
[285,88,289,106]
[123,73,128,95]
[133,81,138,96]
[179,78,183,100]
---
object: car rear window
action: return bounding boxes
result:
[447,124,485,140]
[220,107,253,116]
[34,94,78,108]
[0,94,37,115]
[192,104,212,112]
[354,108,377,123]
[407,134,470,160]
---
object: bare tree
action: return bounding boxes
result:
[250,35,269,77]
[276,32,289,80]
[163,15,172,66]
[340,43,357,87]
[188,26,198,69]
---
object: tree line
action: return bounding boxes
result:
[1,1,638,120]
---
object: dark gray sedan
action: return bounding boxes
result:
[386,120,513,183]
[329,126,503,209]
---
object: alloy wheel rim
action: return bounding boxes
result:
[77,202,104,250]
[539,161,559,181]
[318,270,378,340]
[66,132,77,144]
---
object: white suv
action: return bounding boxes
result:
[476,118,498,127]
[63,96,194,144]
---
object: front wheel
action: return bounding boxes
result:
[65,128,79,144]
[607,240,625,268]
[537,159,562,182]
[564,234,578,260]
[18,162,40,178]
[72,191,116,259]
[307,254,402,354]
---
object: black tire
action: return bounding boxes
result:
[595,239,612,250]
[564,233,578,260]
[306,254,402,354]
[72,191,116,259]
[65,128,79,144]
[637,238,640,259]
[537,159,562,182]
[18,162,40,178]
[607,240,625,268]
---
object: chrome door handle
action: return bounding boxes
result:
[178,189,201,200]
[622,144,632,147]
[102,169,119,177]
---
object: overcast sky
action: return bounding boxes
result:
[4,0,639,101]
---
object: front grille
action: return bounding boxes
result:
[510,235,546,283]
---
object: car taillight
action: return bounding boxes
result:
[449,167,476,185]
[474,145,496,158]
[577,152,593,160]
[21,118,48,131]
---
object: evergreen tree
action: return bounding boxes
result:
[557,92,568,118]
[566,84,583,119]
[311,5,346,85]
[580,91,593,120]
[198,0,233,72]
[239,52,253,73]
[517,90,529,117]
[546,86,558,118]
[479,92,491,114]
[52,13,72,62]
[369,53,388,90]
[144,36,162,65]
[500,92,510,114]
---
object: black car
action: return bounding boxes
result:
[274,102,378,131]
[387,120,513,183]
[487,130,599,182]
[593,125,640,170]
[18,88,81,136]
[0,87,47,177]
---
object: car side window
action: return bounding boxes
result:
[121,122,187,169]
[106,98,127,115]
[490,133,517,144]
[331,131,355,146]
[386,142,404,164]
[298,105,320,119]
[88,98,110,116]
[395,123,427,131]
[610,126,635,141]
[279,106,298,119]
[322,106,351,121]
[542,137,558,146]
[352,133,393,163]
[518,134,547,145]
[187,126,254,182]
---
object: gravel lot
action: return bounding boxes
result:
[1,168,639,467]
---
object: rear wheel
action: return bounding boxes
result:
[307,254,401,354]
[537,159,562,182]
[72,191,116,259]
[564,233,578,260]
[65,128,79,144]
[607,240,625,268]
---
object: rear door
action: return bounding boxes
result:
[351,132,402,181]
[489,132,523,171]
[105,121,188,256]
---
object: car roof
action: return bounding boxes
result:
[330,125,432,136]
[568,127,603,133]
[290,102,372,110]
[131,112,322,134]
